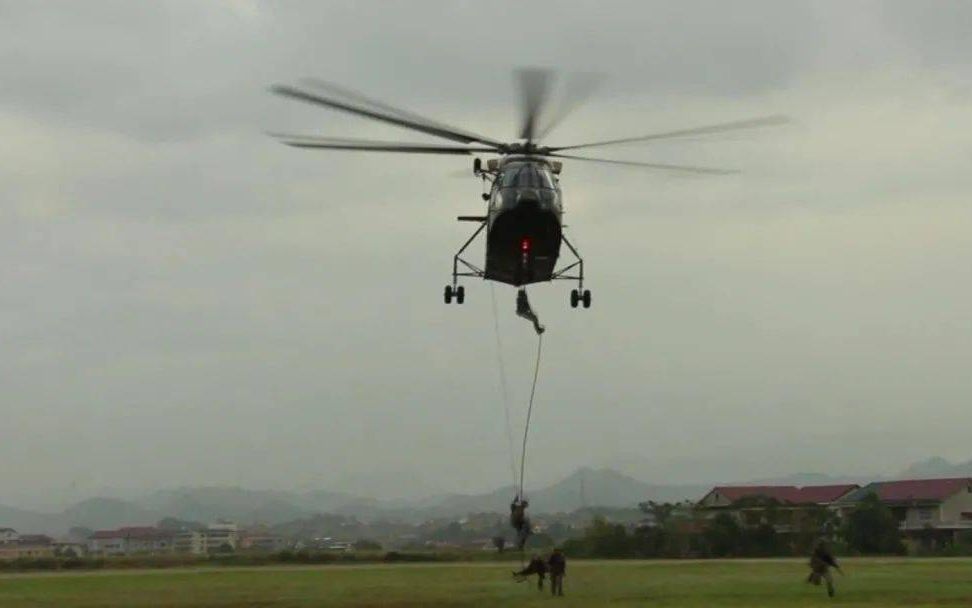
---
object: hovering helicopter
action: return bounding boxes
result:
[270,70,786,309]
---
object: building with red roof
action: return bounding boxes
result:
[700,484,859,508]
[87,527,175,556]
[836,477,972,548]
[697,477,972,550]
[697,484,860,537]
[0,529,56,561]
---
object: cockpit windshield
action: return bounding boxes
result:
[500,164,556,189]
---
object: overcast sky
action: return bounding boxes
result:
[2,1,972,509]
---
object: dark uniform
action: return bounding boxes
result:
[516,289,545,335]
[510,499,531,550]
[807,540,840,597]
[548,548,566,597]
[513,555,548,590]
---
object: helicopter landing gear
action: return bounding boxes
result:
[444,285,465,304]
[570,289,592,309]
[446,218,487,305]
[553,233,590,309]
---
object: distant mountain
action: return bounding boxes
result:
[59,498,159,530]
[0,504,54,535]
[140,487,418,525]
[10,458,972,536]
[0,497,157,536]
[330,471,445,502]
[119,468,701,524]
[296,489,388,515]
[410,468,707,517]
[739,472,863,486]
[529,467,706,512]
[0,469,708,534]
[143,487,307,525]
[899,457,972,479]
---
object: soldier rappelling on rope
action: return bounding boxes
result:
[510,497,532,550]
[516,288,544,335]
[507,288,543,552]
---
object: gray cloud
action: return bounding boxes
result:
[1,1,971,509]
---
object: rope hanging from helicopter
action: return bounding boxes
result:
[491,286,545,493]
[490,284,520,494]
[517,328,543,501]
[490,285,545,559]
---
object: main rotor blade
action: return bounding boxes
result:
[549,115,790,152]
[271,83,505,147]
[516,68,554,142]
[299,78,505,148]
[549,153,737,175]
[271,134,498,155]
[535,72,604,141]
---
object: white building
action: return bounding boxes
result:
[836,478,972,549]
[0,528,19,544]
[174,530,204,555]
[87,527,174,556]
[202,522,239,553]
[240,534,286,553]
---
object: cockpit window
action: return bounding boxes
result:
[500,165,555,189]
[538,168,555,189]
[501,166,522,187]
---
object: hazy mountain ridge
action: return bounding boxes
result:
[0,498,161,535]
[740,472,866,486]
[0,468,698,533]
[421,468,708,516]
[4,458,969,535]
[0,504,54,535]
[60,498,160,530]
[898,457,972,479]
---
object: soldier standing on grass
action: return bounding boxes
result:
[807,539,842,598]
[548,548,566,597]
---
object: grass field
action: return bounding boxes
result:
[2,558,972,607]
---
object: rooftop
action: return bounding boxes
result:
[90,527,173,540]
[840,478,972,504]
[709,484,859,505]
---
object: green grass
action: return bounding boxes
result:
[2,558,972,607]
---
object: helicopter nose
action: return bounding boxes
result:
[516,189,541,207]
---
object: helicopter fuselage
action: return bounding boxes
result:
[273,72,779,309]
[484,156,563,286]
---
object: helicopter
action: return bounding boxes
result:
[270,70,786,309]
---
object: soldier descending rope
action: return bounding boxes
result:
[494,286,544,561]
[516,289,544,335]
[510,497,532,551]
[503,286,544,554]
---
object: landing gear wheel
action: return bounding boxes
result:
[456,286,465,304]
[582,289,592,309]
[444,285,453,304]
[570,289,579,308]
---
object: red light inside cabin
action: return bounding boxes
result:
[520,238,531,252]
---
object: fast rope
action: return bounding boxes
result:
[490,286,545,562]
[517,331,543,500]
[491,286,547,499]
[490,283,520,493]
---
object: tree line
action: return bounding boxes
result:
[561,493,920,558]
